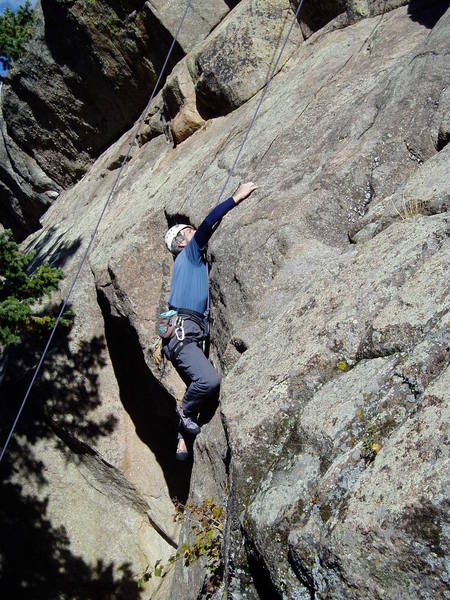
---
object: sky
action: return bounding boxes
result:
[0,0,32,12]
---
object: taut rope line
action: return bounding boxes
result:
[215,0,305,204]
[0,0,193,464]
[0,0,305,463]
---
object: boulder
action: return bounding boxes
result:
[187,0,303,118]
[148,0,231,53]
[130,0,304,149]
[292,0,409,39]
[163,60,206,145]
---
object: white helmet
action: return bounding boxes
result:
[165,224,190,254]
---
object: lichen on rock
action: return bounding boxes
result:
[0,1,449,599]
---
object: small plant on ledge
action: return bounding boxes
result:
[139,498,225,596]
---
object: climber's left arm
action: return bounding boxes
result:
[193,182,258,250]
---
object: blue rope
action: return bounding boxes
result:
[0,0,193,464]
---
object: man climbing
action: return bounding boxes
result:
[163,181,258,458]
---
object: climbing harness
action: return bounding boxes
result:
[157,310,186,342]
[175,320,185,341]
[1,0,307,463]
[153,310,186,371]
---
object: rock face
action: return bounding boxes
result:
[0,93,57,240]
[1,1,449,599]
[187,0,303,118]
[0,0,229,239]
[0,0,304,239]
[294,0,409,39]
[3,0,185,185]
[148,0,232,53]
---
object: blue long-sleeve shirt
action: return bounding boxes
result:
[168,197,236,314]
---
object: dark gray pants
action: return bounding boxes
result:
[164,319,220,419]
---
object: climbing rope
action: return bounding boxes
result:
[0,0,306,463]
[0,0,193,464]
[216,0,306,204]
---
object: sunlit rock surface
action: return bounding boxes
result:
[0,1,449,598]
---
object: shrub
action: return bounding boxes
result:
[0,0,35,74]
[0,229,72,347]
[139,498,225,595]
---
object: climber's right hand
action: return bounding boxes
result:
[232,181,258,204]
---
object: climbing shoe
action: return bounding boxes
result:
[176,434,189,462]
[181,416,201,435]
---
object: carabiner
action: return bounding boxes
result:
[175,318,185,341]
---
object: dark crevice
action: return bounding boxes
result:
[436,130,449,152]
[291,0,347,35]
[288,547,316,600]
[244,536,284,600]
[96,286,192,504]
[219,412,232,478]
[146,514,178,550]
[231,338,247,354]
[394,371,422,400]
[223,0,240,8]
[194,77,235,121]
[407,0,449,28]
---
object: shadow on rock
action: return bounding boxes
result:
[1,327,117,453]
[223,0,240,8]
[0,463,141,599]
[25,225,82,270]
[408,0,449,28]
[292,0,345,34]
[0,327,139,598]
[96,287,192,504]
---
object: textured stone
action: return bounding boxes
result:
[2,3,449,599]
[0,91,57,240]
[187,0,303,118]
[433,85,450,151]
[351,142,450,242]
[148,0,231,53]
[0,0,184,237]
[293,0,409,39]
[163,60,206,144]
[3,0,184,186]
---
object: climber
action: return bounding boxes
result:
[163,181,258,458]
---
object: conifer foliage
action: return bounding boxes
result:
[0,229,71,347]
[0,0,34,75]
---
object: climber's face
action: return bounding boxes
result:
[178,226,196,248]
